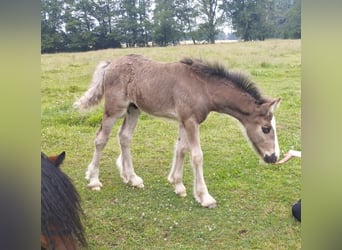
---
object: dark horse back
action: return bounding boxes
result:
[41,152,86,249]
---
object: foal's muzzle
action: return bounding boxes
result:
[264,153,277,164]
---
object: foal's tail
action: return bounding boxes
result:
[73,60,111,111]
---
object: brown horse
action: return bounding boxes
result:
[41,152,86,249]
[74,54,281,208]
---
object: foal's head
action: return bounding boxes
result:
[242,98,281,164]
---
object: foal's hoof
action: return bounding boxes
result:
[177,191,187,197]
[174,184,187,197]
[197,194,217,208]
[130,176,144,188]
[87,179,103,191]
[89,186,101,191]
[134,183,145,188]
[203,202,217,209]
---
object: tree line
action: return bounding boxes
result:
[41,0,301,53]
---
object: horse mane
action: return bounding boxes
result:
[180,57,265,104]
[41,153,87,248]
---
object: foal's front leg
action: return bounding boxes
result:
[116,106,144,188]
[86,114,118,190]
[184,119,217,208]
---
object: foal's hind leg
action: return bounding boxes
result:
[116,105,144,188]
[168,125,188,197]
[86,112,124,190]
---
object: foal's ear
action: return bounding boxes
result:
[269,98,281,113]
[55,151,66,167]
[50,151,66,168]
[260,98,281,115]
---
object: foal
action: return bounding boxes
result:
[74,54,281,208]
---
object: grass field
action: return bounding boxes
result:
[41,39,301,249]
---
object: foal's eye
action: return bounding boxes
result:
[262,126,271,134]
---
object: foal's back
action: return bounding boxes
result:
[106,54,211,122]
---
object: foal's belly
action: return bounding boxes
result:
[137,104,179,121]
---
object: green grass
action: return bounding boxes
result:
[41,39,301,249]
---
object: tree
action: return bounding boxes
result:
[153,0,181,46]
[136,0,153,46]
[63,0,96,51]
[41,0,301,53]
[90,0,121,50]
[197,0,225,44]
[223,0,275,41]
[117,0,139,47]
[41,0,67,53]
[116,0,152,47]
[222,0,301,41]
[271,0,292,37]
[281,0,301,38]
[174,0,200,44]
[41,0,121,53]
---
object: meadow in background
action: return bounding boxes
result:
[41,39,301,249]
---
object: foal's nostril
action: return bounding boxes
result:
[264,153,277,164]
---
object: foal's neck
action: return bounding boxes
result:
[210,83,257,121]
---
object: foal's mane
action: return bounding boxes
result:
[180,57,265,103]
